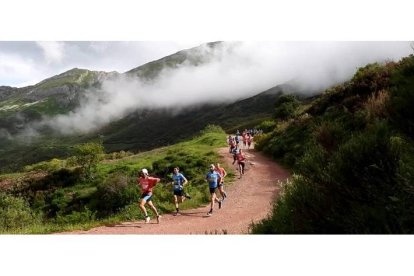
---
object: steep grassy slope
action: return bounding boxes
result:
[252,55,414,234]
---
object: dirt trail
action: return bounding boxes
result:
[62,146,290,234]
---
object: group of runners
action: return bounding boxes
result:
[136,131,252,223]
[228,129,254,151]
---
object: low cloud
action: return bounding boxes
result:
[16,41,414,136]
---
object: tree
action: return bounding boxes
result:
[73,141,104,179]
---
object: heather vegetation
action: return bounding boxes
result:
[252,55,414,233]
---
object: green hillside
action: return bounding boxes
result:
[251,55,414,234]
[0,125,229,234]
[99,84,296,153]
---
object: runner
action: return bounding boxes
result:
[247,133,253,150]
[242,131,248,149]
[232,145,240,165]
[235,149,247,178]
[215,163,228,201]
[235,133,240,146]
[171,167,191,216]
[205,164,222,216]
[227,135,233,147]
[229,136,237,154]
[137,168,161,223]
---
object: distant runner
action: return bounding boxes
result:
[171,167,191,216]
[205,164,222,216]
[137,168,161,223]
[242,131,248,149]
[235,149,247,178]
[232,145,240,165]
[247,133,253,150]
[229,137,237,154]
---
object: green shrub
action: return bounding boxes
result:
[262,120,311,167]
[312,120,347,153]
[24,158,66,172]
[256,120,276,133]
[0,192,41,232]
[389,55,414,137]
[44,189,72,218]
[199,124,225,135]
[350,62,393,96]
[55,207,96,224]
[274,94,299,120]
[253,121,414,233]
[30,168,82,191]
[91,173,140,216]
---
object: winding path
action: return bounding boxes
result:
[63,146,290,234]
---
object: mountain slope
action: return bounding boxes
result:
[252,56,414,234]
[125,41,228,80]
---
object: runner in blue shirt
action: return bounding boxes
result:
[205,164,222,216]
[171,167,190,216]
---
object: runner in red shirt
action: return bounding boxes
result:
[235,149,246,178]
[137,168,161,223]
[242,132,248,149]
[247,134,253,150]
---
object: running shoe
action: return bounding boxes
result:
[185,193,192,199]
[207,210,213,216]
[156,215,161,224]
[145,216,150,223]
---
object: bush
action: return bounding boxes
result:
[0,192,41,232]
[253,122,414,233]
[55,207,96,224]
[199,124,225,135]
[274,94,299,120]
[350,62,393,96]
[24,158,66,172]
[363,90,390,121]
[261,120,311,167]
[312,120,347,153]
[256,120,276,133]
[389,55,414,137]
[106,151,134,160]
[92,173,140,216]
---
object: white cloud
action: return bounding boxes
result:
[36,41,65,64]
[38,41,413,135]
[0,52,38,85]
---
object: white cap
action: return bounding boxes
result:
[141,168,149,175]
